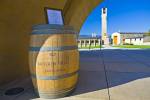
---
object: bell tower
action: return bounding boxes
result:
[101,8,109,45]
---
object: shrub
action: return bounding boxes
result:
[123,43,133,45]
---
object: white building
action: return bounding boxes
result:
[111,32,144,45]
[124,38,143,45]
[78,35,101,48]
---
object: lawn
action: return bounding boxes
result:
[78,45,102,49]
[114,45,150,49]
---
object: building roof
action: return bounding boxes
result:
[120,32,144,34]
[125,37,143,39]
[118,32,144,39]
[78,35,101,39]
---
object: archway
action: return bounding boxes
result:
[77,0,150,100]
[0,0,103,86]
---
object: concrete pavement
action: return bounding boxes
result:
[0,49,150,100]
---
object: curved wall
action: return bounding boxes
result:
[0,0,103,85]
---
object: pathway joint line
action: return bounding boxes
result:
[100,50,111,100]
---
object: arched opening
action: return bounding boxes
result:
[77,0,150,100]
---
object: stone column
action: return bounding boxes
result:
[79,40,81,48]
[84,40,86,47]
[81,40,83,48]
[95,39,97,47]
[98,39,101,45]
[85,40,87,47]
[92,39,93,46]
[94,39,95,47]
[88,39,90,47]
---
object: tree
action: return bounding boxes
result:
[144,30,150,36]
[148,29,150,36]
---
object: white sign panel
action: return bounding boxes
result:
[47,9,64,25]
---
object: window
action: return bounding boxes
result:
[45,8,64,25]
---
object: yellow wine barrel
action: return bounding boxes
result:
[29,24,79,99]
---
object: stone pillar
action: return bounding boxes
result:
[88,39,90,47]
[98,39,101,45]
[81,40,83,48]
[93,39,95,47]
[79,40,81,47]
[95,39,97,47]
[84,40,86,47]
[85,40,87,47]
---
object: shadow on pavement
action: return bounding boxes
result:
[1,49,150,100]
[70,50,150,96]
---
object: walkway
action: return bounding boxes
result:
[1,49,150,100]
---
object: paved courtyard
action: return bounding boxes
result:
[1,49,150,100]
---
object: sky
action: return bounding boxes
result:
[79,0,150,36]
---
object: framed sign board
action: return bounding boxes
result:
[45,8,64,25]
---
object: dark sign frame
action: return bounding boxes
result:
[44,7,65,25]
